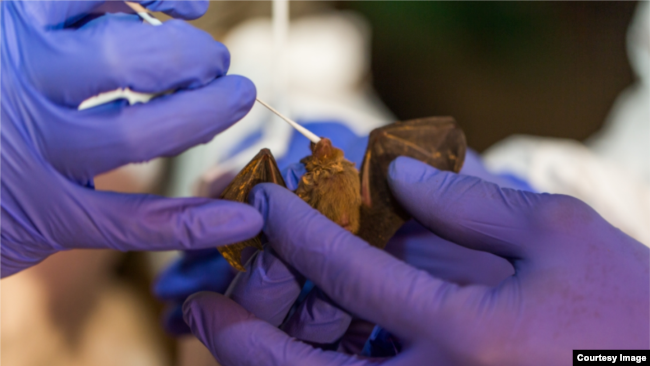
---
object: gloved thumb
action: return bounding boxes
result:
[388,156,548,261]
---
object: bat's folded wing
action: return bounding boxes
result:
[358,117,467,248]
[217,149,286,271]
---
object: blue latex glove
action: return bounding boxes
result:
[183,157,649,365]
[1,1,263,278]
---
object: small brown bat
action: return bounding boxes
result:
[296,138,362,233]
[217,117,466,271]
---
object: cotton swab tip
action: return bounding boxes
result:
[125,2,163,26]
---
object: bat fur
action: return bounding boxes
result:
[295,138,362,233]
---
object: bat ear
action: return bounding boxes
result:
[311,138,333,159]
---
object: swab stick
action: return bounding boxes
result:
[255,98,321,144]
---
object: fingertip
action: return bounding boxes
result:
[163,304,192,335]
[249,183,286,223]
[186,200,263,249]
[158,19,230,82]
[182,292,219,344]
[141,0,209,20]
[388,156,442,191]
[234,201,265,233]
[182,291,235,334]
[183,290,330,366]
[196,74,257,125]
[228,249,304,326]
[249,185,268,221]
[182,291,214,323]
[217,41,231,76]
[282,288,352,344]
[182,291,259,362]
[228,74,256,115]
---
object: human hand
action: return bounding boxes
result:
[1,1,262,277]
[183,157,649,365]
[155,125,524,342]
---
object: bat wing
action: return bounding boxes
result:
[217,149,286,271]
[357,117,466,248]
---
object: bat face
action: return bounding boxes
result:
[216,117,466,271]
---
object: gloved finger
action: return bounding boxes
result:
[56,187,262,252]
[385,220,514,287]
[22,15,229,107]
[137,0,209,20]
[226,248,304,327]
[183,291,382,366]
[15,1,206,28]
[153,248,236,301]
[226,239,354,345]
[13,1,105,28]
[249,184,452,341]
[281,287,353,344]
[162,303,191,335]
[44,75,254,181]
[388,156,546,261]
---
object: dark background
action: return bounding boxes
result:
[340,1,637,151]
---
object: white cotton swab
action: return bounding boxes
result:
[255,98,321,144]
[77,88,159,110]
[124,2,163,25]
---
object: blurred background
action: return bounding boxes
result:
[346,1,636,150]
[189,1,637,152]
[2,2,646,366]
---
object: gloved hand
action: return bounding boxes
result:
[154,121,526,342]
[1,1,262,277]
[183,157,649,365]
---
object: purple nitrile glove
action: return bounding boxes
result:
[183,157,649,365]
[1,1,263,278]
[154,119,528,344]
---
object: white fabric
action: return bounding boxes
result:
[484,136,650,246]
